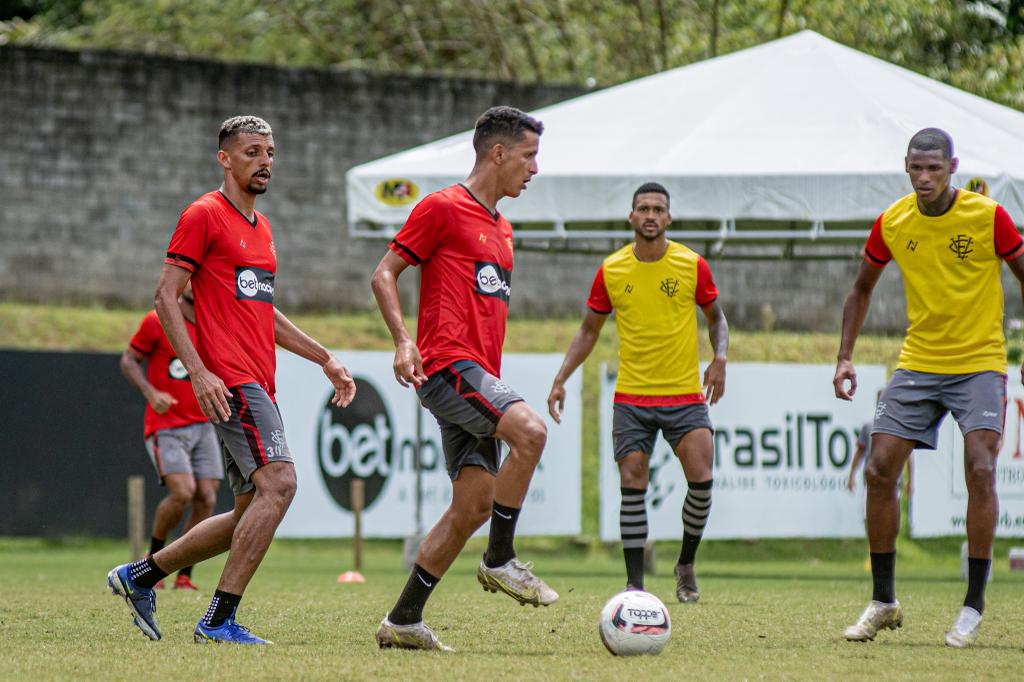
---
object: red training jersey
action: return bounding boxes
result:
[389,184,514,378]
[129,310,208,438]
[165,191,278,397]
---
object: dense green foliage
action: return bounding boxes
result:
[3,1,1024,110]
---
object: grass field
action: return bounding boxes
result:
[2,537,1023,680]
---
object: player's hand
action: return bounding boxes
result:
[703,357,726,405]
[833,359,857,401]
[846,476,856,493]
[547,382,566,423]
[191,367,232,423]
[324,356,356,408]
[147,390,178,414]
[393,340,427,388]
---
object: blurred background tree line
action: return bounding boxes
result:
[2,0,1022,109]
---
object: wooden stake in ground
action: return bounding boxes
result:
[337,478,366,583]
[127,476,145,561]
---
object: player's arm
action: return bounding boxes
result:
[547,309,608,423]
[847,441,866,492]
[273,308,355,408]
[120,346,177,414]
[370,249,426,388]
[834,261,885,401]
[701,299,728,405]
[155,264,232,423]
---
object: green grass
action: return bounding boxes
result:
[1,537,1022,680]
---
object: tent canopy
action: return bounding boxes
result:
[345,30,1024,242]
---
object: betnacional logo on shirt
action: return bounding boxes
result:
[374,179,419,207]
[475,261,512,303]
[168,357,189,380]
[235,266,275,303]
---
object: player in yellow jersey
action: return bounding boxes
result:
[834,128,1024,648]
[547,182,729,602]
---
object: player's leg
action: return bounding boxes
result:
[144,428,196,587]
[942,371,1005,647]
[193,385,295,644]
[378,463,493,651]
[668,407,714,604]
[175,423,224,589]
[617,452,650,590]
[612,403,657,591]
[489,401,547,561]
[378,418,492,650]
[844,370,941,642]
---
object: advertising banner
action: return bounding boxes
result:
[599,363,887,540]
[275,351,582,538]
[911,383,1024,537]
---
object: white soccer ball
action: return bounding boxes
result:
[598,589,672,656]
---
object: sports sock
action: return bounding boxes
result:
[128,556,168,589]
[149,536,165,556]
[870,551,896,603]
[679,479,713,565]
[483,501,521,568]
[964,557,991,613]
[388,564,440,625]
[178,565,193,578]
[620,486,648,589]
[202,590,242,628]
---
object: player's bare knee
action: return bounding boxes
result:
[864,461,898,491]
[256,467,297,509]
[192,488,217,513]
[619,461,648,489]
[514,415,547,461]
[964,459,996,494]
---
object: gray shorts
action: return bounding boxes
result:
[873,369,1006,450]
[612,402,713,461]
[214,383,293,495]
[417,360,524,481]
[145,422,223,485]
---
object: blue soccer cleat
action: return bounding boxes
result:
[107,563,161,641]
[194,615,272,645]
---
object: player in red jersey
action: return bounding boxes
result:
[107,116,356,645]
[372,106,556,651]
[121,282,222,591]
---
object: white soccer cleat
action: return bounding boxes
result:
[843,600,903,641]
[944,606,981,648]
[375,616,453,652]
[477,558,559,607]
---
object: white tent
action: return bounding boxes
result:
[345,30,1024,242]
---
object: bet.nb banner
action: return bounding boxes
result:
[599,363,887,541]
[274,351,582,538]
[911,382,1024,538]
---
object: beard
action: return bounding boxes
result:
[635,226,663,242]
[246,181,269,195]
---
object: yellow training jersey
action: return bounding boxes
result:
[864,190,1022,374]
[588,241,719,402]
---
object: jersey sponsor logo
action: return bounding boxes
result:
[475,261,512,303]
[317,378,393,512]
[168,357,189,380]
[374,178,419,207]
[235,266,275,303]
[949,234,974,261]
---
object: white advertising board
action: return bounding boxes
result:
[274,351,581,538]
[599,363,887,540]
[911,382,1024,537]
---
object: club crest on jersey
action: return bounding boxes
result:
[475,261,512,304]
[235,266,275,303]
[949,234,973,261]
[660,277,680,298]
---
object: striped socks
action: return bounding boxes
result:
[679,479,713,565]
[620,487,648,589]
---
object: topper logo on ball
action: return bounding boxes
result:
[317,377,393,512]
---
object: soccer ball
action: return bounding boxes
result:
[598,590,671,656]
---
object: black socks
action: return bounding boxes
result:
[964,557,991,613]
[870,551,896,603]
[128,556,168,589]
[484,501,521,568]
[203,590,242,628]
[388,564,440,625]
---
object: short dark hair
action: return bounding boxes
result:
[219,115,273,149]
[907,127,954,159]
[472,106,543,155]
[632,182,670,209]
